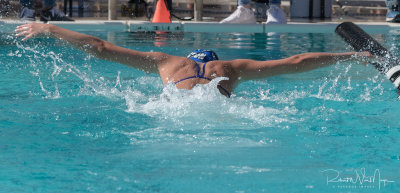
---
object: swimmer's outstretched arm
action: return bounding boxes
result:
[231,52,371,80]
[15,23,180,73]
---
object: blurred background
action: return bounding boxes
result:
[0,0,388,22]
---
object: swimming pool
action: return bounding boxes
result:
[1,21,400,192]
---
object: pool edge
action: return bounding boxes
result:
[1,20,400,33]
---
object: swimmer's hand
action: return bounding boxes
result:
[356,51,373,58]
[15,23,51,41]
[355,51,375,65]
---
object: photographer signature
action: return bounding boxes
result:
[321,168,395,190]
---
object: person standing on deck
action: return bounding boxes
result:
[220,0,286,24]
[19,0,74,21]
[386,0,400,22]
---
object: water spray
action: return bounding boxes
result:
[335,22,400,92]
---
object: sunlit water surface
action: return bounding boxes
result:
[1,28,400,192]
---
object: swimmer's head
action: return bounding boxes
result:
[187,49,219,63]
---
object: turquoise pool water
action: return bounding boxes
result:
[1,25,400,192]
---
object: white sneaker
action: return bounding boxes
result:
[220,6,256,24]
[266,4,287,24]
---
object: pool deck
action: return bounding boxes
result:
[1,16,400,34]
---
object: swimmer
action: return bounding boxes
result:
[15,23,372,97]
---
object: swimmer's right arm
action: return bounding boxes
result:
[15,23,176,73]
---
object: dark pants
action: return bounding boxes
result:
[20,0,56,9]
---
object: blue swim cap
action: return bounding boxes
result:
[187,49,219,63]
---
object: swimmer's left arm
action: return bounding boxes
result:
[232,52,371,80]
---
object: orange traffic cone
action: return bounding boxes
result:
[152,0,171,23]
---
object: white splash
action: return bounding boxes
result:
[14,41,298,128]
